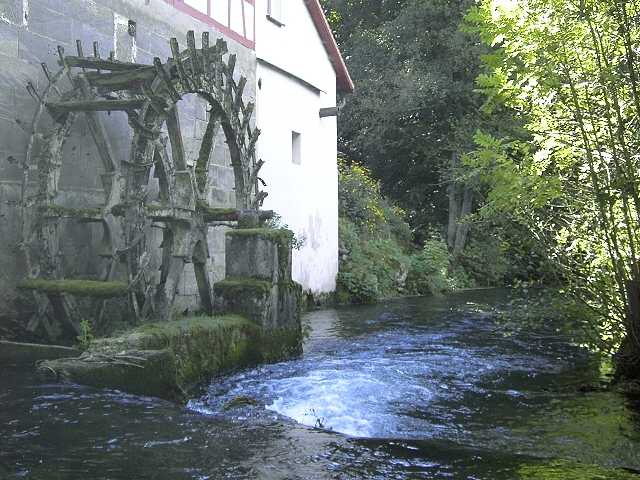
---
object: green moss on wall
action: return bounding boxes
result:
[226,228,293,245]
[18,279,128,298]
[214,277,273,296]
[39,204,102,219]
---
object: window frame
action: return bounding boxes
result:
[163,0,256,49]
[267,0,285,26]
[291,131,302,165]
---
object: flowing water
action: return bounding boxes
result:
[2,289,640,479]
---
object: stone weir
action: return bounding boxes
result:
[38,228,303,402]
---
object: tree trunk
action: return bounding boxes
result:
[453,186,473,259]
[447,153,460,251]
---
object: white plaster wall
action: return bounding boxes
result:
[255,0,339,293]
[255,0,336,92]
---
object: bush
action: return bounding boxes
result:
[406,238,453,295]
[457,235,510,286]
[336,218,409,304]
[338,157,413,248]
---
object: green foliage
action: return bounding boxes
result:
[457,235,509,287]
[76,319,95,352]
[337,218,409,304]
[516,460,640,480]
[464,0,640,360]
[263,214,307,250]
[493,289,612,353]
[406,239,453,295]
[338,157,412,247]
[337,159,415,303]
[324,0,486,232]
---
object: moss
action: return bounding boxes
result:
[258,326,303,362]
[40,315,264,402]
[214,277,273,296]
[38,314,303,402]
[197,203,239,222]
[39,204,102,219]
[222,395,260,411]
[18,279,128,298]
[517,460,639,479]
[226,228,294,245]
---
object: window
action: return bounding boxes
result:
[267,0,284,25]
[292,131,302,165]
[164,0,255,48]
[184,0,208,14]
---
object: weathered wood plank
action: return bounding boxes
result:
[85,67,156,90]
[78,76,119,173]
[46,99,145,113]
[166,106,187,170]
[319,107,338,118]
[62,56,150,71]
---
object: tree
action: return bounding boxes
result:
[323,0,487,239]
[466,0,640,376]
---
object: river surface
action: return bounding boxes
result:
[2,290,640,479]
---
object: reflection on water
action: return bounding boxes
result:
[2,289,640,479]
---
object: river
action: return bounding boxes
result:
[2,289,640,479]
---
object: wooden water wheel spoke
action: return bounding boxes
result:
[195,111,222,195]
[77,78,120,174]
[166,106,187,171]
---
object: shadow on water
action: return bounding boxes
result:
[2,289,640,479]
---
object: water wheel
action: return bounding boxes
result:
[19,31,268,340]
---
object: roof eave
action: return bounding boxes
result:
[303,0,355,94]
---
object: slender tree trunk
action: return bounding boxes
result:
[453,186,473,258]
[447,153,460,251]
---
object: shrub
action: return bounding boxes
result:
[336,218,409,304]
[338,157,412,248]
[406,239,452,295]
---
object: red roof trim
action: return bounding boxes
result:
[303,0,354,93]
[164,0,255,50]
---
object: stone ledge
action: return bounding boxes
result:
[37,314,301,402]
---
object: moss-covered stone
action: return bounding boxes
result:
[214,277,274,295]
[196,200,238,222]
[36,314,300,402]
[258,325,303,362]
[18,279,128,298]
[39,204,102,219]
[222,395,260,410]
[226,227,294,244]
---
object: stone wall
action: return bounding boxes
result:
[0,0,256,333]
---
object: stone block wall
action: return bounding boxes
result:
[0,0,256,332]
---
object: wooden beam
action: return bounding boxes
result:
[62,56,150,71]
[85,67,156,90]
[319,107,338,118]
[166,107,187,171]
[78,76,119,173]
[46,99,145,113]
